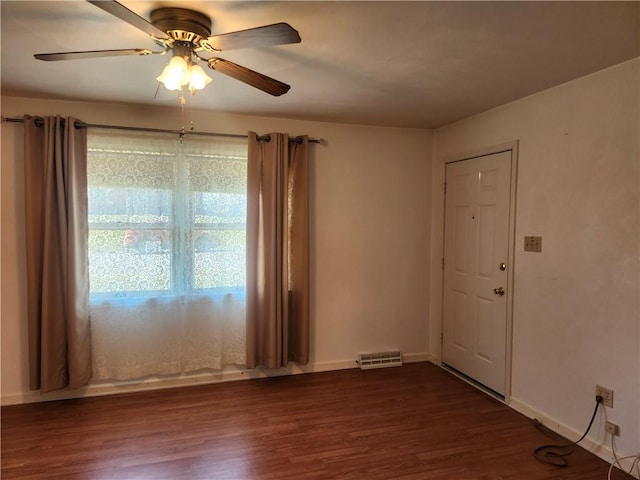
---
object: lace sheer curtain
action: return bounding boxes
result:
[86,129,247,381]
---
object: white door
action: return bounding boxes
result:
[442,151,512,396]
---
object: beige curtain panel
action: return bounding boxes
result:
[246,132,310,369]
[23,115,92,393]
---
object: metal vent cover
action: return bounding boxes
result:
[357,351,403,370]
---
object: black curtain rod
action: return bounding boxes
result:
[1,116,325,145]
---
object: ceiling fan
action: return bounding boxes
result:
[34,0,301,96]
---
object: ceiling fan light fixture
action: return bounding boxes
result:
[188,63,212,91]
[156,55,190,90]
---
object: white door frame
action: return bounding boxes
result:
[436,141,518,403]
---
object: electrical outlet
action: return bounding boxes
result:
[596,384,614,408]
[605,421,620,436]
[524,236,542,252]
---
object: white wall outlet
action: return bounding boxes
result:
[605,421,620,436]
[596,384,614,408]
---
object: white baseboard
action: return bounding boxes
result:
[405,352,438,364]
[1,351,433,406]
[510,396,639,478]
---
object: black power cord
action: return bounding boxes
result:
[533,395,603,467]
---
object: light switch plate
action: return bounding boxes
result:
[524,236,542,252]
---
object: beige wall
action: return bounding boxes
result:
[431,58,640,457]
[1,96,433,402]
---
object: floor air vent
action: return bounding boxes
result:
[357,351,403,370]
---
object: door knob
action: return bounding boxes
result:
[494,287,505,296]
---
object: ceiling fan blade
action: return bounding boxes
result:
[87,0,170,40]
[206,23,301,51]
[207,58,291,96]
[35,49,156,61]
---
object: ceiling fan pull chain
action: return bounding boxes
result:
[179,90,186,144]
[189,91,195,132]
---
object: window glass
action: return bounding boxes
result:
[87,130,247,299]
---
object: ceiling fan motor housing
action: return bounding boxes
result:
[150,7,212,46]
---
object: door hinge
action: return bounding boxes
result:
[444,182,447,194]
[442,257,445,269]
[441,331,444,344]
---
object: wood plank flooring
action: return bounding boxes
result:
[1,362,633,479]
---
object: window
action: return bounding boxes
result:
[87,129,248,381]
[87,129,248,299]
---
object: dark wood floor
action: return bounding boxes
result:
[1,362,632,480]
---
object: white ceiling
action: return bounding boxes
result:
[1,1,638,129]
